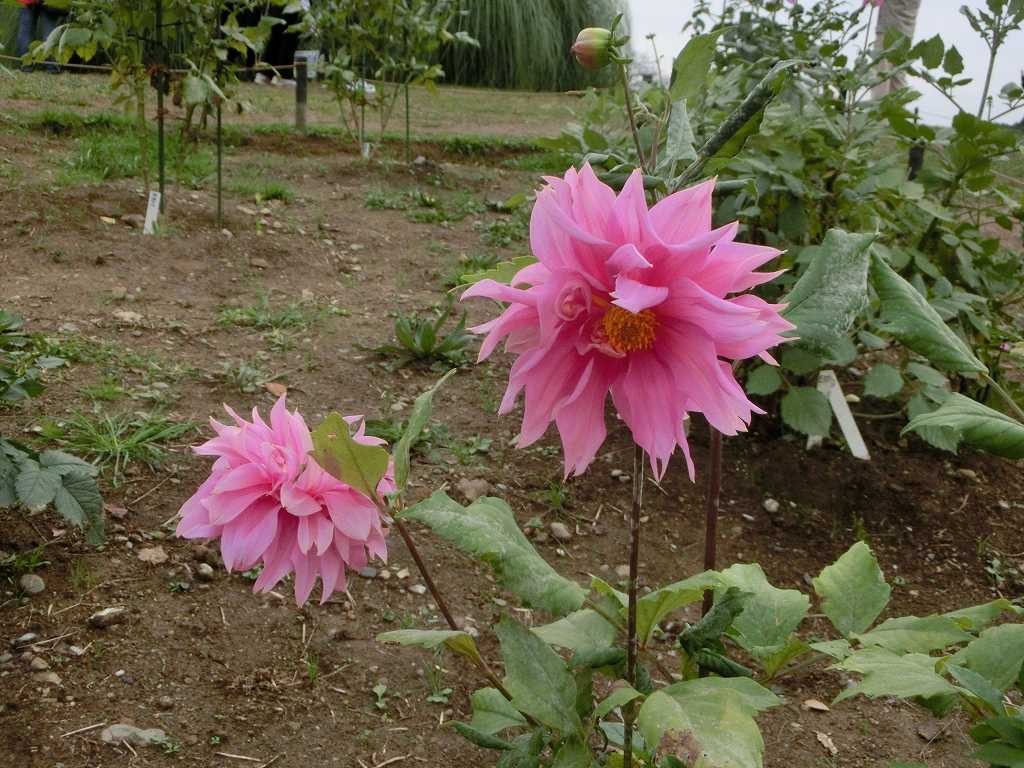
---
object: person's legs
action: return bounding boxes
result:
[16,4,41,60]
[39,6,64,72]
[873,0,923,96]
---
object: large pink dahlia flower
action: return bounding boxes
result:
[462,165,793,480]
[176,397,391,605]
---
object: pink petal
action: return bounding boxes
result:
[611,276,669,313]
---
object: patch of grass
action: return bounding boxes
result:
[42,410,196,486]
[477,210,530,248]
[217,359,267,394]
[505,150,566,174]
[442,251,501,288]
[448,435,493,465]
[368,300,473,369]
[0,546,47,585]
[227,170,294,203]
[83,378,126,402]
[60,126,214,187]
[69,559,99,594]
[22,109,134,136]
[217,294,316,332]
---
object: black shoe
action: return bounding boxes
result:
[20,64,34,73]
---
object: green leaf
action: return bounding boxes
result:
[595,684,643,719]
[944,599,1020,631]
[853,615,971,654]
[950,624,1024,691]
[39,450,98,477]
[904,394,1024,459]
[550,737,590,768]
[55,471,104,545]
[377,629,482,666]
[400,491,585,616]
[638,678,780,768]
[454,723,514,751]
[906,393,960,452]
[947,664,1006,716]
[468,688,528,735]
[759,635,811,678]
[457,256,537,289]
[835,648,959,703]
[942,45,965,75]
[636,571,722,647]
[15,460,61,511]
[497,730,545,768]
[782,229,874,359]
[780,347,821,375]
[905,362,948,387]
[863,364,904,399]
[811,639,853,661]
[745,365,783,396]
[972,742,1024,768]
[182,73,209,106]
[780,387,832,437]
[393,370,456,491]
[916,34,945,69]
[495,616,582,736]
[813,541,891,637]
[310,413,389,500]
[718,563,810,659]
[870,254,987,374]
[660,100,697,174]
[533,609,617,654]
[669,30,724,105]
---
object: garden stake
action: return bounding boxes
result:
[155,0,166,211]
[701,429,723,617]
[623,443,645,768]
[295,58,308,133]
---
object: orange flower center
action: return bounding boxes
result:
[602,305,657,354]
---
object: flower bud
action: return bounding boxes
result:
[571,28,613,71]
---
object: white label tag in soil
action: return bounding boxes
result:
[143,191,161,235]
[806,370,871,460]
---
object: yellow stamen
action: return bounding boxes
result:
[602,305,657,354]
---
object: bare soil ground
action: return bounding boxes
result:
[1,73,1023,768]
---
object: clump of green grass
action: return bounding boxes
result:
[217,295,316,332]
[61,127,213,187]
[217,359,267,394]
[442,252,501,288]
[41,410,195,486]
[478,211,529,247]
[227,170,294,203]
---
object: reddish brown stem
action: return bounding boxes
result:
[393,518,459,631]
[701,429,723,617]
[623,443,645,768]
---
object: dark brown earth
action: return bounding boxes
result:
[1,82,1023,768]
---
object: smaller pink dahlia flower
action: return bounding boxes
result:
[462,165,793,480]
[176,397,391,605]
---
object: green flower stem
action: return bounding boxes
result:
[623,443,645,768]
[618,62,650,176]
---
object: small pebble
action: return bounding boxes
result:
[88,607,127,629]
[408,584,427,596]
[358,567,378,579]
[763,498,780,514]
[12,633,38,648]
[195,563,215,582]
[614,565,630,579]
[549,522,572,542]
[19,574,45,595]
[29,657,49,671]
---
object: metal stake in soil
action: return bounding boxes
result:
[295,58,308,133]
[155,0,166,211]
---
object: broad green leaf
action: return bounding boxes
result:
[15,460,61,511]
[782,230,875,359]
[401,491,585,616]
[458,256,537,289]
[550,737,590,768]
[638,678,780,768]
[534,609,617,654]
[182,73,209,106]
[947,664,1006,716]
[810,639,853,660]
[393,370,456,491]
[863,364,904,399]
[813,541,891,637]
[835,648,959,703]
[636,571,722,647]
[904,394,1024,459]
[595,684,643,719]
[972,742,1024,768]
[781,347,822,375]
[945,599,1020,631]
[853,615,971,654]
[497,730,545,768]
[905,361,948,387]
[781,387,832,437]
[718,563,810,659]
[870,254,986,374]
[669,30,724,105]
[745,365,783,396]
[39,450,98,477]
[661,100,697,174]
[907,393,960,452]
[950,624,1024,691]
[310,413,388,500]
[377,629,482,666]
[759,636,811,678]
[495,616,582,736]
[916,34,945,68]
[468,688,528,735]
[55,471,104,545]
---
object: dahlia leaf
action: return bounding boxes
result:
[863,363,904,399]
[533,609,618,654]
[453,723,514,751]
[833,648,958,704]
[457,256,537,289]
[394,370,456,491]
[377,628,483,667]
[310,412,389,501]
[870,254,987,374]
[853,615,971,654]
[780,387,832,437]
[782,229,874,360]
[14,460,61,511]
[637,679,779,768]
[400,491,586,616]
[745,365,783,396]
[495,616,583,737]
[468,688,528,735]
[812,541,891,637]
[948,624,1024,691]
[903,394,1024,459]
[594,685,643,720]
[54,471,105,545]
[636,571,723,647]
[717,563,810,661]
[669,29,725,105]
